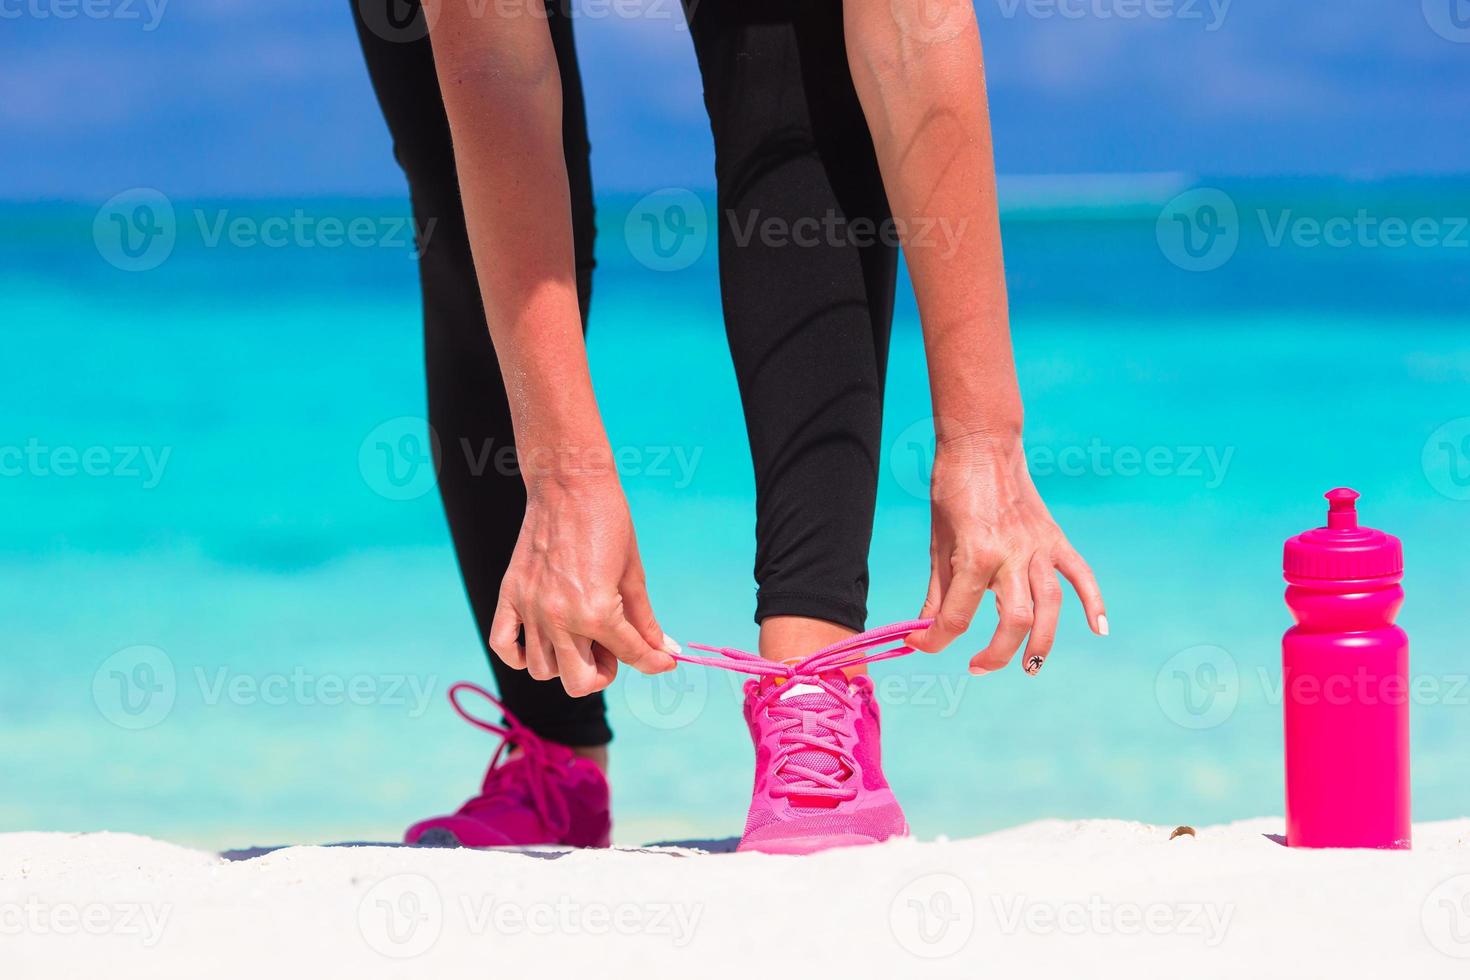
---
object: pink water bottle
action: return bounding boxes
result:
[1282,488,1410,849]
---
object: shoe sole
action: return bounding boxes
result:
[408,828,614,849]
[737,831,902,856]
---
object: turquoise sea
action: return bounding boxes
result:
[3,177,1468,848]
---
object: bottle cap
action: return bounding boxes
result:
[1283,488,1403,582]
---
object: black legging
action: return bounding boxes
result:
[351,0,897,747]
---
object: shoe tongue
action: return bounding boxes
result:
[773,674,852,800]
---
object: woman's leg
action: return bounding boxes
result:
[350,0,610,749]
[683,0,899,660]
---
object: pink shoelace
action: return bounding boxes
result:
[672,619,932,802]
[446,681,571,837]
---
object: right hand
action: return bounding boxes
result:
[488,470,678,697]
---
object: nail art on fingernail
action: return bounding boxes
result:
[1024,654,1044,675]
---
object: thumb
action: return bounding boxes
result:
[622,558,680,655]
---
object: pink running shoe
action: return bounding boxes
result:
[404,682,611,849]
[673,619,931,855]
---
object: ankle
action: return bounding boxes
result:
[569,744,609,774]
[759,616,863,676]
[505,743,609,775]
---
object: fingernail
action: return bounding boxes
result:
[662,633,683,655]
[969,665,989,676]
[1097,615,1110,637]
[1024,654,1044,676]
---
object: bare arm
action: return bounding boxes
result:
[423,1,675,694]
[844,0,1107,672]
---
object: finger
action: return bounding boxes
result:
[908,556,991,653]
[589,644,619,688]
[1056,545,1108,636]
[591,617,676,675]
[523,622,559,682]
[1021,554,1063,675]
[552,631,604,697]
[621,557,677,654]
[488,594,526,670]
[971,563,1034,673]
[909,563,944,650]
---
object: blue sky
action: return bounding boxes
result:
[4,0,1467,199]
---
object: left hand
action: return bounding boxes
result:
[906,434,1107,675]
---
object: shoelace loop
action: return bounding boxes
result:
[671,619,932,800]
[447,681,572,837]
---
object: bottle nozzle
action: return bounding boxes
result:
[1325,487,1360,529]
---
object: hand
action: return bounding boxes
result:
[907,434,1106,674]
[488,470,677,696]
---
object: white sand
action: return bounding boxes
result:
[3,818,1469,978]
